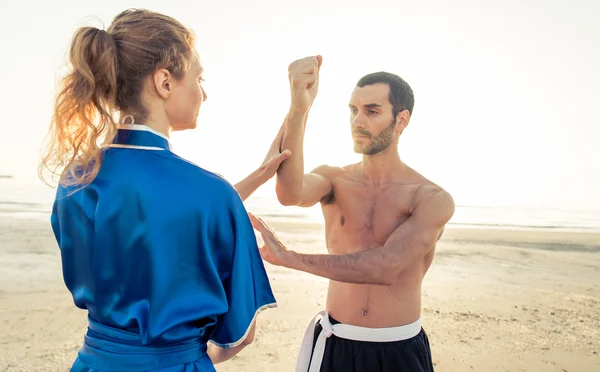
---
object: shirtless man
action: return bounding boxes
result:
[249,55,455,372]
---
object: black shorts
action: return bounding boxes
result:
[311,315,434,372]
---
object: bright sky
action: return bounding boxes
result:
[0,0,598,210]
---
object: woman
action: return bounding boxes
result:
[40,8,287,372]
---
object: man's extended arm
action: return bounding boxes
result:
[252,187,455,285]
[284,189,454,284]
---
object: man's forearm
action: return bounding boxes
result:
[283,248,395,285]
[275,111,308,204]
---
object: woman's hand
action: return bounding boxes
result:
[234,122,290,201]
[256,122,290,184]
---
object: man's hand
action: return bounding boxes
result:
[288,55,323,115]
[248,213,291,267]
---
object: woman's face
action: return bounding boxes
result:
[167,52,207,132]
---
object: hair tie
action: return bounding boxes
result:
[121,115,135,124]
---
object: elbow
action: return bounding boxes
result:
[241,334,254,346]
[365,263,397,286]
[240,320,257,346]
[380,263,403,286]
[277,195,300,206]
[379,272,396,286]
[275,186,301,206]
[240,326,256,346]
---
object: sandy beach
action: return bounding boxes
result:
[0,216,599,372]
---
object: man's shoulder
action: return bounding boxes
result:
[400,166,453,215]
[401,166,449,198]
[411,183,455,224]
[416,183,452,202]
[309,164,348,179]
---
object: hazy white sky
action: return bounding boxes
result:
[0,0,598,210]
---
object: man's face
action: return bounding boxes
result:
[349,83,401,155]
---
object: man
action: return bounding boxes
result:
[249,55,454,372]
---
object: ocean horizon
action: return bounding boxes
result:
[1,175,599,233]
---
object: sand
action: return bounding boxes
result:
[0,216,599,372]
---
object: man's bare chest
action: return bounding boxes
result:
[322,180,418,247]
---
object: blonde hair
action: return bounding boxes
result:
[40,9,195,186]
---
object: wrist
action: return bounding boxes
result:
[287,108,309,121]
[251,168,269,187]
[281,249,299,269]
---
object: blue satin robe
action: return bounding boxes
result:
[51,125,277,371]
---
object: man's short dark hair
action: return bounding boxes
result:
[356,72,414,119]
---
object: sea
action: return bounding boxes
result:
[1,175,599,233]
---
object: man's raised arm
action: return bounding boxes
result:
[275,55,332,207]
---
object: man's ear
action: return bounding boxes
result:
[396,110,410,134]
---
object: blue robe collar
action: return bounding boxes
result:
[110,124,172,151]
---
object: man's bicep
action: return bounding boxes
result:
[298,167,333,207]
[384,189,455,251]
[418,189,455,226]
[411,189,455,244]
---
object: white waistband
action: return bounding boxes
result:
[295,310,422,372]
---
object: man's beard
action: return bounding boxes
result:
[353,119,396,155]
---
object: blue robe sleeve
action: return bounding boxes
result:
[209,190,276,348]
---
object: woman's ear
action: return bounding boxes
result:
[153,69,172,100]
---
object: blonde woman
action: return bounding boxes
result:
[40,9,287,372]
